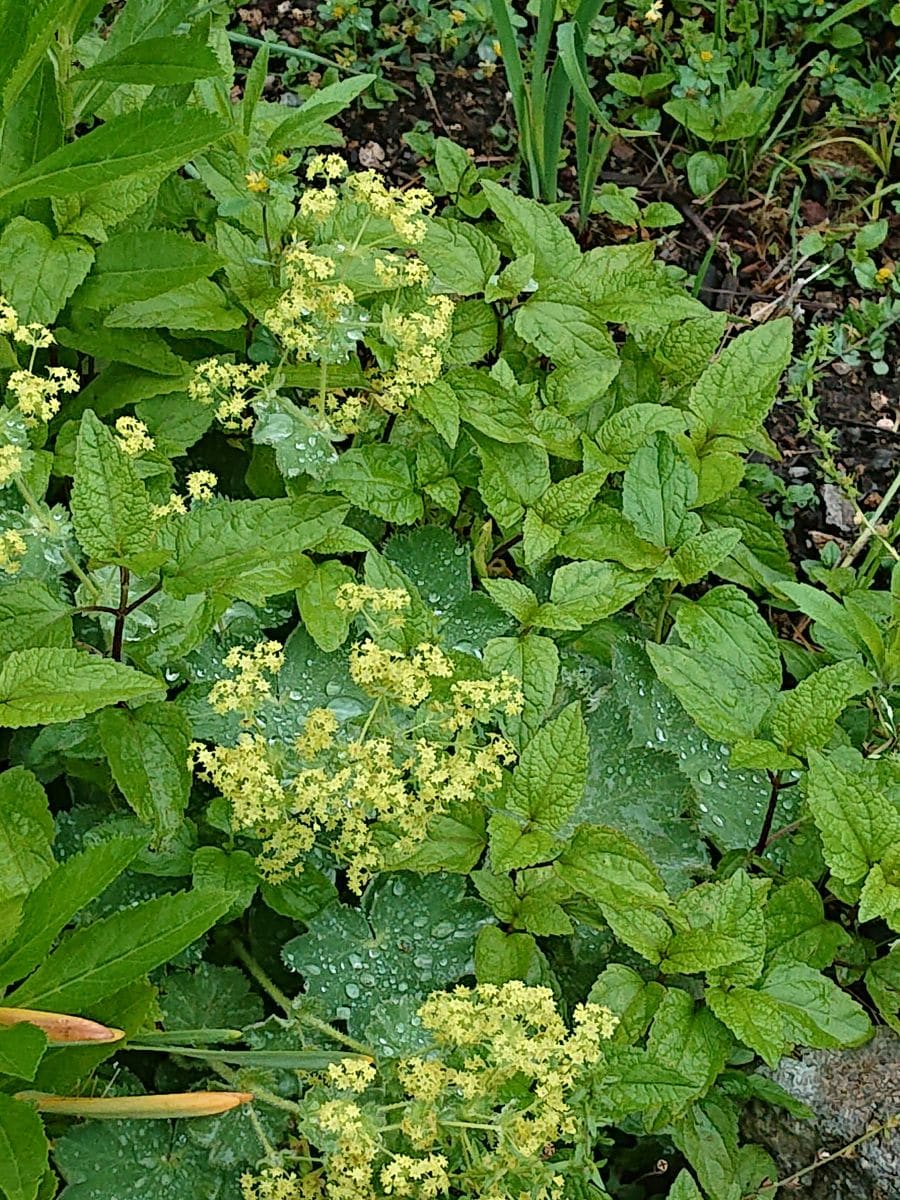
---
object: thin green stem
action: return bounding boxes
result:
[232,941,372,1057]
[653,581,677,643]
[227,30,361,75]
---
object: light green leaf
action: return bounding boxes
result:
[505,703,587,831]
[75,230,221,309]
[0,1023,46,1081]
[550,559,654,625]
[0,767,53,903]
[420,217,500,295]
[647,585,782,742]
[764,878,849,970]
[474,926,545,985]
[0,217,92,324]
[76,34,222,84]
[859,848,900,929]
[704,985,786,1069]
[759,962,870,1051]
[7,889,230,1011]
[595,404,687,467]
[0,580,72,654]
[515,298,618,371]
[71,410,157,568]
[265,75,375,150]
[104,279,243,331]
[0,1095,48,1200]
[661,527,742,586]
[97,703,192,835]
[557,503,666,570]
[481,180,580,285]
[0,107,228,210]
[667,1170,703,1200]
[622,432,699,549]
[326,446,423,525]
[647,988,733,1096]
[297,560,355,652]
[481,578,539,626]
[0,648,163,728]
[162,496,347,600]
[663,870,766,985]
[768,660,873,755]
[688,318,793,439]
[411,378,459,448]
[806,748,900,883]
[0,835,146,989]
[484,633,558,747]
[451,368,539,446]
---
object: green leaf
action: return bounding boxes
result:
[6,889,230,1011]
[252,394,339,482]
[0,835,146,989]
[160,963,263,1031]
[647,585,782,742]
[482,578,539,626]
[556,826,673,961]
[451,368,539,446]
[75,230,222,310]
[296,560,355,652]
[594,404,687,467]
[647,988,733,1096]
[105,279,243,331]
[663,870,766,986]
[859,847,900,929]
[0,217,93,324]
[483,633,558,746]
[0,107,228,210]
[76,34,222,84]
[97,703,192,835]
[162,496,346,600]
[557,503,666,569]
[283,874,490,1037]
[768,660,873,755]
[759,962,870,1052]
[71,410,157,568]
[0,1023,46,1081]
[420,217,500,295]
[667,1170,703,1200]
[550,559,654,625]
[515,298,619,372]
[505,703,587,831]
[474,925,546,985]
[0,767,53,904]
[0,1095,49,1200]
[265,75,375,149]
[662,527,743,586]
[688,318,793,440]
[0,581,72,654]
[622,432,699,549]
[481,180,580,285]
[0,647,160,726]
[806,748,900,883]
[192,848,258,918]
[764,878,848,970]
[866,944,900,1034]
[326,446,423,524]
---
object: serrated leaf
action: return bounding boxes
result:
[0,217,92,324]
[622,432,699,549]
[76,33,222,84]
[484,633,558,747]
[70,410,156,567]
[764,878,848,970]
[283,873,490,1036]
[806,748,900,884]
[505,703,587,831]
[105,278,243,331]
[0,648,163,728]
[0,580,72,654]
[557,503,666,570]
[550,559,654,625]
[76,230,222,310]
[768,660,873,755]
[662,527,742,586]
[647,988,733,1097]
[6,889,230,1011]
[97,703,192,835]
[162,496,346,600]
[0,1095,48,1200]
[160,963,263,1031]
[296,560,354,652]
[0,767,53,904]
[688,318,792,439]
[481,180,580,285]
[474,925,546,985]
[647,585,782,742]
[420,217,500,295]
[0,107,228,210]
[0,834,145,989]
[663,871,766,985]
[326,446,423,524]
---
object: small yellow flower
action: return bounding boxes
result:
[450,7,465,23]
[208,640,284,717]
[0,445,24,488]
[152,493,187,519]
[491,38,502,57]
[699,48,714,63]
[644,0,663,21]
[186,470,217,501]
[0,529,27,574]
[271,152,290,168]
[876,265,894,284]
[245,171,270,193]
[114,415,154,456]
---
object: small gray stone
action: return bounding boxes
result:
[743,1029,900,1199]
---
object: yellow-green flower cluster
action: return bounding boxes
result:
[316,1099,381,1200]
[334,582,411,615]
[0,529,26,574]
[324,1057,378,1093]
[379,1154,450,1198]
[344,171,433,244]
[0,445,24,489]
[0,296,54,349]
[447,674,524,730]
[240,1166,302,1200]
[374,254,431,288]
[8,366,79,425]
[264,243,360,361]
[189,358,270,431]
[298,154,348,223]
[208,640,285,717]
[114,415,154,456]
[349,640,453,707]
[186,469,217,501]
[378,296,455,413]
